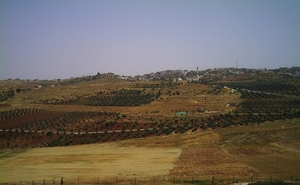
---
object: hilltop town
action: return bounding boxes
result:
[1,66,300,89]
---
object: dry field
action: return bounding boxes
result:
[4,80,240,117]
[0,111,65,129]
[1,79,300,185]
[1,118,300,184]
[0,142,181,183]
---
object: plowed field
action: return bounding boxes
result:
[0,111,65,129]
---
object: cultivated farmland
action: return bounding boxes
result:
[1,71,300,184]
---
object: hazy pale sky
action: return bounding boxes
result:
[1,0,299,79]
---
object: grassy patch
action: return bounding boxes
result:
[0,149,27,160]
[181,179,209,185]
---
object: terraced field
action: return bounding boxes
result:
[0,78,300,184]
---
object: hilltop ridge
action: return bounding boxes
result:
[2,66,300,86]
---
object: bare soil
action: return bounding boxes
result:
[0,111,65,129]
[0,104,10,108]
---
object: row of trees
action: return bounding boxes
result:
[16,111,119,133]
[84,90,158,106]
[240,100,300,108]
[216,81,299,96]
[132,82,179,89]
[2,107,300,149]
[38,89,161,106]
[0,108,43,121]
[0,90,14,102]
[10,109,300,137]
[240,91,283,99]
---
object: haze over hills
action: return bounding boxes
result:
[2,66,300,82]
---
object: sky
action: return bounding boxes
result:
[0,0,299,80]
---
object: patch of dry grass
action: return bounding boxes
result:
[0,142,181,183]
[215,119,300,179]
